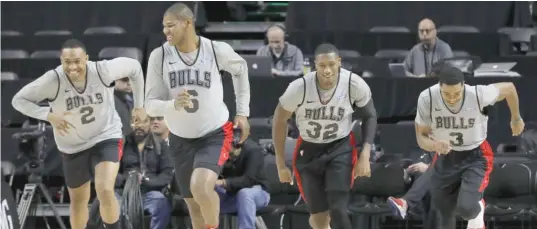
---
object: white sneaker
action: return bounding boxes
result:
[467,199,486,229]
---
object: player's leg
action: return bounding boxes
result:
[169,134,204,229]
[324,138,355,229]
[93,139,123,229]
[62,150,93,229]
[293,140,331,229]
[190,122,234,228]
[458,141,494,229]
[430,154,462,229]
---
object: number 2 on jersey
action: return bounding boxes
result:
[80,107,95,124]
[449,132,464,146]
[184,90,199,113]
[306,121,339,140]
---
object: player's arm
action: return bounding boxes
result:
[350,75,377,160]
[272,80,303,167]
[414,92,436,152]
[11,70,59,121]
[483,83,521,120]
[213,41,250,117]
[99,57,145,109]
[145,48,175,117]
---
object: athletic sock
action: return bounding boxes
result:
[205,224,219,229]
[103,220,120,229]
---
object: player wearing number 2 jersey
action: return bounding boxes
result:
[414,65,525,229]
[144,3,250,229]
[11,39,146,229]
[272,44,377,229]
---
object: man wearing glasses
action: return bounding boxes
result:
[404,18,454,77]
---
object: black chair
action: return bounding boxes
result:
[484,162,533,228]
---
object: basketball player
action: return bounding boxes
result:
[414,65,524,229]
[272,43,377,229]
[11,39,146,229]
[144,3,250,229]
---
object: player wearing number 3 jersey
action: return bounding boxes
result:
[144,4,250,229]
[12,39,146,229]
[414,65,524,229]
[272,44,377,229]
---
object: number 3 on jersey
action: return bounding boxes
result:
[306,121,339,140]
[449,132,464,146]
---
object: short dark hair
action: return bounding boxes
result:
[314,43,339,57]
[437,64,464,85]
[61,39,86,52]
[165,2,195,21]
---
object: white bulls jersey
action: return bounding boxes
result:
[415,84,500,151]
[159,37,227,138]
[48,62,122,154]
[279,68,372,144]
[145,36,250,139]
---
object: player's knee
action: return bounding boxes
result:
[190,167,218,195]
[95,185,116,202]
[309,212,330,229]
[455,201,478,220]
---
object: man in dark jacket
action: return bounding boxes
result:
[216,138,270,229]
[121,116,174,229]
[114,77,134,136]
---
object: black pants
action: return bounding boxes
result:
[403,168,436,229]
[430,141,494,229]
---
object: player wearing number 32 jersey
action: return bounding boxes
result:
[272,44,377,229]
[12,39,145,229]
[414,65,524,229]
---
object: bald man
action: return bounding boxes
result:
[256,24,304,77]
[403,18,453,77]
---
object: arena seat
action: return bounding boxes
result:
[34,30,72,36]
[203,22,273,34]
[1,79,33,126]
[1,49,29,59]
[437,25,480,33]
[339,49,361,58]
[374,49,408,62]
[369,26,410,33]
[1,30,23,36]
[483,163,533,221]
[497,27,537,53]
[1,72,19,81]
[84,26,126,35]
[30,50,61,59]
[98,47,143,63]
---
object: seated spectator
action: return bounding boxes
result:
[256,24,304,77]
[387,150,436,229]
[404,18,453,77]
[114,77,134,136]
[150,116,170,143]
[216,137,270,229]
[122,116,174,229]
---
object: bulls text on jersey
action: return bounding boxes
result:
[168,69,211,89]
[302,105,347,141]
[65,93,104,125]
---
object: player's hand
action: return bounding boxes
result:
[271,68,281,76]
[276,164,293,185]
[511,117,525,136]
[408,162,429,173]
[233,115,250,144]
[433,140,452,155]
[174,89,193,111]
[131,108,147,124]
[353,157,371,179]
[47,112,75,136]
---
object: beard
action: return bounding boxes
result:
[134,128,148,143]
